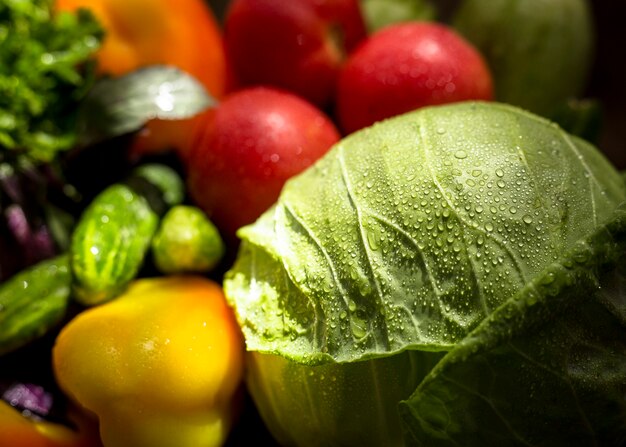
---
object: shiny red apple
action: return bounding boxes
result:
[336,22,494,134]
[223,0,367,108]
[186,86,341,242]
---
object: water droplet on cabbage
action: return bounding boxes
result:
[454,150,468,159]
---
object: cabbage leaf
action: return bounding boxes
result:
[224,102,626,445]
[225,102,625,363]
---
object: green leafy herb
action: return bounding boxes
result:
[0,0,102,164]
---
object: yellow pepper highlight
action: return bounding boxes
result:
[52,276,244,447]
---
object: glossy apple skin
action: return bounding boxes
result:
[186,87,341,242]
[336,22,494,134]
[223,0,367,108]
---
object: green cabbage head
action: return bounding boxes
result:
[224,102,626,446]
[452,0,594,118]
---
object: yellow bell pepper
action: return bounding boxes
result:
[52,276,244,447]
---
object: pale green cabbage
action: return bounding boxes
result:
[452,0,594,118]
[224,102,626,446]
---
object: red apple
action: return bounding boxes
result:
[186,87,341,242]
[336,22,494,134]
[223,0,367,108]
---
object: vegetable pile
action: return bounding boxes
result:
[0,0,624,446]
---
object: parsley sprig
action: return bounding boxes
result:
[0,0,103,164]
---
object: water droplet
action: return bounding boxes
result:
[350,312,368,339]
[454,150,468,159]
[522,215,533,224]
[495,169,504,177]
[366,228,380,251]
[485,222,494,232]
[573,248,590,264]
[540,272,555,285]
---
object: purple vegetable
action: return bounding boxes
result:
[2,383,53,419]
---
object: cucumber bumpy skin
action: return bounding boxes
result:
[70,164,184,306]
[0,255,71,356]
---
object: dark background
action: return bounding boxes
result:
[585,1,626,169]
[207,0,626,169]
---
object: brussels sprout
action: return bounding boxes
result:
[452,0,594,118]
[224,102,626,446]
[151,205,225,274]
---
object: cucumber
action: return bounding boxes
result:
[70,164,183,306]
[0,255,71,356]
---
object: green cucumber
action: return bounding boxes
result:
[70,164,184,306]
[0,255,71,356]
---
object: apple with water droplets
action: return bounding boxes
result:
[186,86,341,243]
[223,0,367,108]
[336,22,494,134]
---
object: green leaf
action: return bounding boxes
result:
[224,102,626,365]
[77,66,216,147]
[400,207,626,445]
